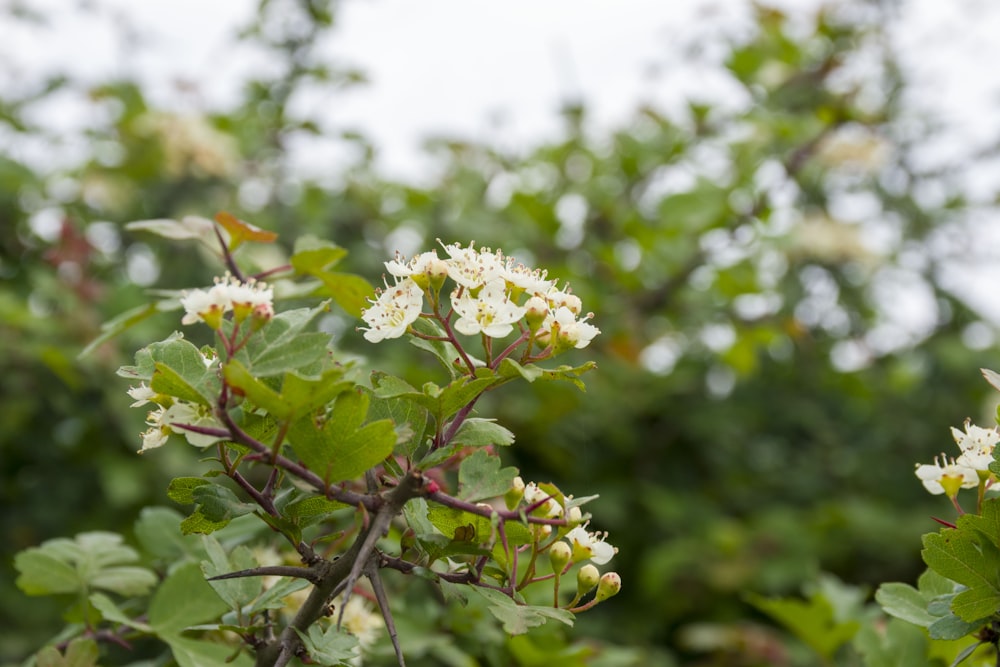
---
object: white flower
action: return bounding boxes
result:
[341,595,383,648]
[180,283,229,326]
[503,259,553,296]
[440,241,505,289]
[565,525,616,565]
[914,454,979,496]
[951,420,1000,472]
[139,406,170,453]
[451,278,526,338]
[227,277,274,320]
[180,274,273,327]
[523,482,562,518]
[162,402,225,448]
[546,289,583,316]
[385,250,444,278]
[360,278,424,342]
[127,383,157,407]
[539,306,601,349]
[137,401,224,452]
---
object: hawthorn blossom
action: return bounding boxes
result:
[565,525,616,565]
[503,259,553,296]
[127,383,156,407]
[180,274,273,327]
[180,282,230,327]
[439,241,505,289]
[546,289,583,315]
[137,400,224,453]
[538,306,601,350]
[914,454,978,496]
[451,278,526,338]
[360,278,424,342]
[951,419,1000,472]
[522,482,563,518]
[227,277,274,322]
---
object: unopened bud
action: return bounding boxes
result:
[524,296,549,332]
[595,572,621,602]
[567,506,583,524]
[426,257,450,292]
[249,302,274,330]
[549,541,572,573]
[577,564,600,594]
[505,476,526,510]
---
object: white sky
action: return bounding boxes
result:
[4,0,999,181]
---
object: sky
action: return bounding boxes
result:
[4,0,999,182]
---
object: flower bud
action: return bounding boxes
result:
[426,257,450,292]
[524,296,549,332]
[595,572,621,602]
[567,505,583,524]
[505,476,526,510]
[249,302,274,331]
[576,564,600,594]
[549,541,572,573]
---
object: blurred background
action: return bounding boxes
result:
[4,0,1000,664]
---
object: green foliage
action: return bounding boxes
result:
[468,587,575,635]
[922,500,1000,624]
[4,1,1000,665]
[15,532,156,598]
[746,578,861,661]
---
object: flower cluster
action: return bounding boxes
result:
[129,382,224,453]
[511,477,618,567]
[360,242,600,350]
[914,419,1000,497]
[127,345,223,453]
[180,273,274,329]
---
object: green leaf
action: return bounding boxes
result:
[126,336,219,406]
[35,638,100,667]
[875,582,937,627]
[134,506,203,562]
[291,235,348,273]
[314,271,375,318]
[927,611,987,641]
[165,635,254,667]
[408,317,463,377]
[283,495,351,523]
[468,587,574,635]
[191,484,257,523]
[287,389,396,484]
[167,477,211,504]
[496,358,598,391]
[90,592,152,632]
[451,418,515,448]
[745,590,860,660]
[234,304,332,377]
[224,361,353,422]
[367,379,432,458]
[853,617,933,667]
[14,532,156,597]
[148,561,229,636]
[458,449,519,502]
[201,536,262,610]
[922,499,1000,621]
[294,624,359,665]
[180,510,232,536]
[80,301,165,358]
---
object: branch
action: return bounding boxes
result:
[208,565,319,584]
[254,470,428,667]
